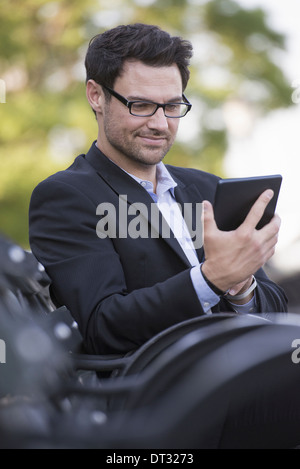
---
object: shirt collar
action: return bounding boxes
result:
[93,142,177,198]
[128,162,177,198]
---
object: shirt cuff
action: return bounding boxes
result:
[190,265,258,315]
[226,295,257,314]
[190,265,220,313]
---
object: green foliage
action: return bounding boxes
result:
[0,0,293,247]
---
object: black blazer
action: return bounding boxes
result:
[29,142,287,354]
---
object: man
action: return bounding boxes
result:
[29,23,286,357]
[29,23,300,449]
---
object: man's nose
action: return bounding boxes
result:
[147,107,169,130]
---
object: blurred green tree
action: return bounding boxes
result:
[0,0,293,247]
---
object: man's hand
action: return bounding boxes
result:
[201,189,280,296]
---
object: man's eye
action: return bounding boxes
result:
[165,103,180,113]
[132,102,154,112]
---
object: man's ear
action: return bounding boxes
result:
[86,79,104,114]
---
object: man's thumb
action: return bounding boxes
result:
[202,200,217,231]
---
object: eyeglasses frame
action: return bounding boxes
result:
[101,84,192,118]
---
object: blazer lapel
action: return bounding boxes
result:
[85,143,197,267]
[172,177,205,264]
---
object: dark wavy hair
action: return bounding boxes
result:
[85,23,193,92]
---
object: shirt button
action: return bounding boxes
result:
[204,302,210,309]
[141,181,147,187]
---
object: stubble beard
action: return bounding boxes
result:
[103,115,176,168]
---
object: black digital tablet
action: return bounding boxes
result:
[213,174,282,231]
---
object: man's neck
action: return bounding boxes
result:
[95,140,158,190]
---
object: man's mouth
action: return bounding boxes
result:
[138,134,167,145]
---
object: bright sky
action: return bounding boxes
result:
[223,0,300,276]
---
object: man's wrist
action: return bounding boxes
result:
[226,276,257,302]
[200,263,228,296]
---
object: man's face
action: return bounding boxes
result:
[98,60,183,172]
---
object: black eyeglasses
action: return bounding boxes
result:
[101,84,192,118]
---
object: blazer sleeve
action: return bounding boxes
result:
[29,178,204,355]
[217,268,288,314]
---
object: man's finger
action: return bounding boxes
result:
[241,189,274,230]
